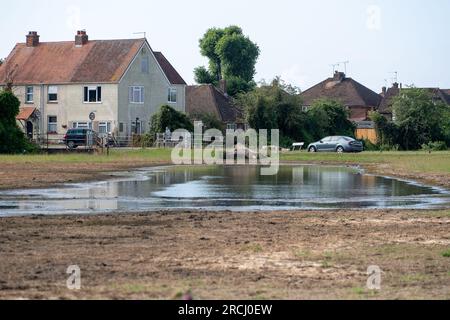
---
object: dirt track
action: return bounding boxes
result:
[0,209,449,300]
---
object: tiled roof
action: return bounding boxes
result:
[153,52,186,85]
[378,85,400,114]
[16,107,37,121]
[301,74,381,108]
[186,85,242,123]
[0,38,185,85]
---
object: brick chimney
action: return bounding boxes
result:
[219,79,227,96]
[26,31,40,47]
[333,71,345,82]
[75,30,88,46]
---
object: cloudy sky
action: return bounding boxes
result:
[1,0,449,92]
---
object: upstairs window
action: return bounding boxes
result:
[129,86,144,104]
[141,57,149,74]
[84,86,102,103]
[25,86,34,103]
[168,88,177,103]
[48,85,58,102]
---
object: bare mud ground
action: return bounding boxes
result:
[0,210,449,300]
[0,160,170,190]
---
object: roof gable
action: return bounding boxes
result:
[153,52,186,85]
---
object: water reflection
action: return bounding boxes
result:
[0,165,449,216]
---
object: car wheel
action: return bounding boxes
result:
[336,146,345,153]
[309,146,317,153]
[67,141,76,149]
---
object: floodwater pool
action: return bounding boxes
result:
[0,165,449,216]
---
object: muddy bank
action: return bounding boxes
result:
[0,160,171,190]
[0,209,449,299]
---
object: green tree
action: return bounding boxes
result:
[238,77,313,147]
[148,105,193,142]
[308,99,356,140]
[189,112,225,132]
[195,26,259,96]
[0,89,35,153]
[392,88,449,149]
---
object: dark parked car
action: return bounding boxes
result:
[64,129,97,149]
[307,136,363,153]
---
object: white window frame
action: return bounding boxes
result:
[168,88,177,103]
[83,86,102,103]
[98,122,111,134]
[47,116,58,133]
[25,86,34,103]
[227,123,237,130]
[48,85,58,102]
[129,86,144,104]
[72,122,91,129]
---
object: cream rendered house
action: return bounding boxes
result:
[0,31,186,138]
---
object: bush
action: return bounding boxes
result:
[148,105,194,141]
[421,141,447,152]
[363,139,379,151]
[0,90,37,154]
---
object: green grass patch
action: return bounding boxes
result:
[0,148,172,164]
[442,249,450,258]
[400,273,430,283]
[242,243,264,253]
[281,151,450,175]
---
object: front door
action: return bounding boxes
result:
[26,121,33,139]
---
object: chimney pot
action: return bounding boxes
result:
[75,30,88,46]
[333,71,346,82]
[26,31,40,47]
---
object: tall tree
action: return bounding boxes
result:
[392,88,449,149]
[194,26,259,96]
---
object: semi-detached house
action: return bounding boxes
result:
[0,31,186,139]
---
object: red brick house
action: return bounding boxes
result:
[300,71,382,122]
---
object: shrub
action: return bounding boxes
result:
[148,105,193,141]
[363,139,379,151]
[421,141,447,152]
[0,90,37,154]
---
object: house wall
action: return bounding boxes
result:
[118,44,186,136]
[349,106,374,121]
[13,84,118,135]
